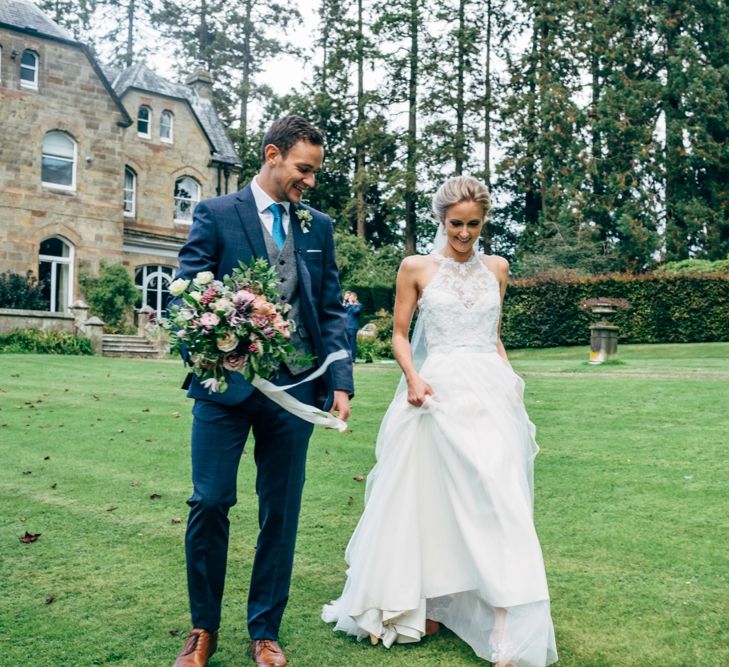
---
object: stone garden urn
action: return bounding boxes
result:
[581,298,630,364]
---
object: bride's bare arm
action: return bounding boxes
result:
[488,255,512,364]
[392,257,433,406]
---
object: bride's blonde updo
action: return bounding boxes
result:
[432,175,491,222]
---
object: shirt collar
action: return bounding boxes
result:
[252,177,291,215]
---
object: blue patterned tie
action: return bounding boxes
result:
[268,203,286,249]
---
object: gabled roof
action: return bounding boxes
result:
[112,62,240,167]
[0,0,132,127]
[0,0,73,41]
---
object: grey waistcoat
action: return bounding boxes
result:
[262,223,316,375]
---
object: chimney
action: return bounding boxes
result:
[185,64,214,100]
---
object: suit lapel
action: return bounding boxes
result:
[234,185,268,261]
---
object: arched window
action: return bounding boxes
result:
[174,176,200,224]
[20,50,38,88]
[160,110,174,143]
[42,131,76,190]
[38,237,74,312]
[124,166,136,217]
[135,265,174,316]
[137,105,151,137]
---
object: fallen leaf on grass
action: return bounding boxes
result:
[171,411,181,418]
[22,470,32,475]
[19,516,26,523]
[43,456,50,460]
[128,418,139,424]
[150,493,161,500]
[144,438,153,443]
[130,480,140,487]
[19,531,41,543]
[106,506,118,512]
[58,423,64,428]
[142,408,150,413]
[63,388,69,392]
[353,475,365,482]
[51,483,57,489]
[347,497,354,505]
[45,595,56,605]
[169,629,180,637]
[11,373,20,378]
[325,449,330,455]
[92,394,100,401]
[171,517,182,524]
[117,429,125,433]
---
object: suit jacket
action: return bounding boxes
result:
[172,183,354,408]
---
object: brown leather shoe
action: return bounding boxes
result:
[251,639,287,667]
[172,628,218,667]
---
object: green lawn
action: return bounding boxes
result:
[1,343,727,666]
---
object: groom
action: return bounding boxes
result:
[171,115,353,667]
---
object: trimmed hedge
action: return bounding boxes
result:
[0,329,94,355]
[502,273,729,348]
[351,273,729,348]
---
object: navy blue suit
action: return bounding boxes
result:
[173,184,353,639]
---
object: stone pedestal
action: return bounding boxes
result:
[70,300,90,331]
[135,305,154,336]
[589,323,619,364]
[84,316,105,355]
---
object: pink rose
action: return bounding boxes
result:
[233,289,256,306]
[248,340,264,355]
[199,312,220,328]
[222,352,246,372]
[252,296,276,316]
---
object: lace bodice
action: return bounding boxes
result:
[418,252,501,354]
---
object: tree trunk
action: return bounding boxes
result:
[481,0,493,253]
[355,0,367,238]
[405,0,419,255]
[454,0,466,175]
[239,0,253,141]
[125,0,135,67]
[663,2,686,260]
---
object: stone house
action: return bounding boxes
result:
[0,0,240,318]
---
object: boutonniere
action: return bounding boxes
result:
[296,208,313,233]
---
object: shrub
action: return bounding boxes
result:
[79,263,137,333]
[0,271,47,310]
[502,273,729,348]
[0,329,93,355]
[655,259,729,274]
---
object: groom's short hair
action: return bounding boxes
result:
[261,115,324,161]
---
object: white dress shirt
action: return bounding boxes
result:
[251,177,291,236]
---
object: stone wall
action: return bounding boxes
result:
[0,308,75,334]
[0,28,129,294]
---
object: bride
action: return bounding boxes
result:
[322,176,558,666]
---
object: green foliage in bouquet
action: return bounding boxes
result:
[162,260,296,393]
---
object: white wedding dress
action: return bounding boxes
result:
[322,252,558,666]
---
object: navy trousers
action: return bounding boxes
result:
[184,370,315,639]
[347,327,358,362]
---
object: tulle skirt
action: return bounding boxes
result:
[322,350,558,666]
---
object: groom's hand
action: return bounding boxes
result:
[330,390,351,422]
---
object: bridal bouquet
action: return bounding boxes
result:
[162,260,296,394]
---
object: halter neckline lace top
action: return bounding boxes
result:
[418,252,501,354]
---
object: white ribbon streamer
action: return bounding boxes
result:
[250,349,350,432]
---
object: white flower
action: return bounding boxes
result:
[201,377,220,392]
[213,298,234,314]
[195,271,215,286]
[216,332,239,352]
[296,209,313,233]
[169,278,191,296]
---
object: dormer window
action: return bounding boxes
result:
[137,105,151,138]
[160,110,174,143]
[20,50,38,89]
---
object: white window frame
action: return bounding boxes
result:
[41,130,77,192]
[39,237,74,313]
[137,105,151,138]
[124,166,136,217]
[160,110,174,143]
[174,176,201,225]
[0,46,3,84]
[135,265,174,317]
[20,49,38,89]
